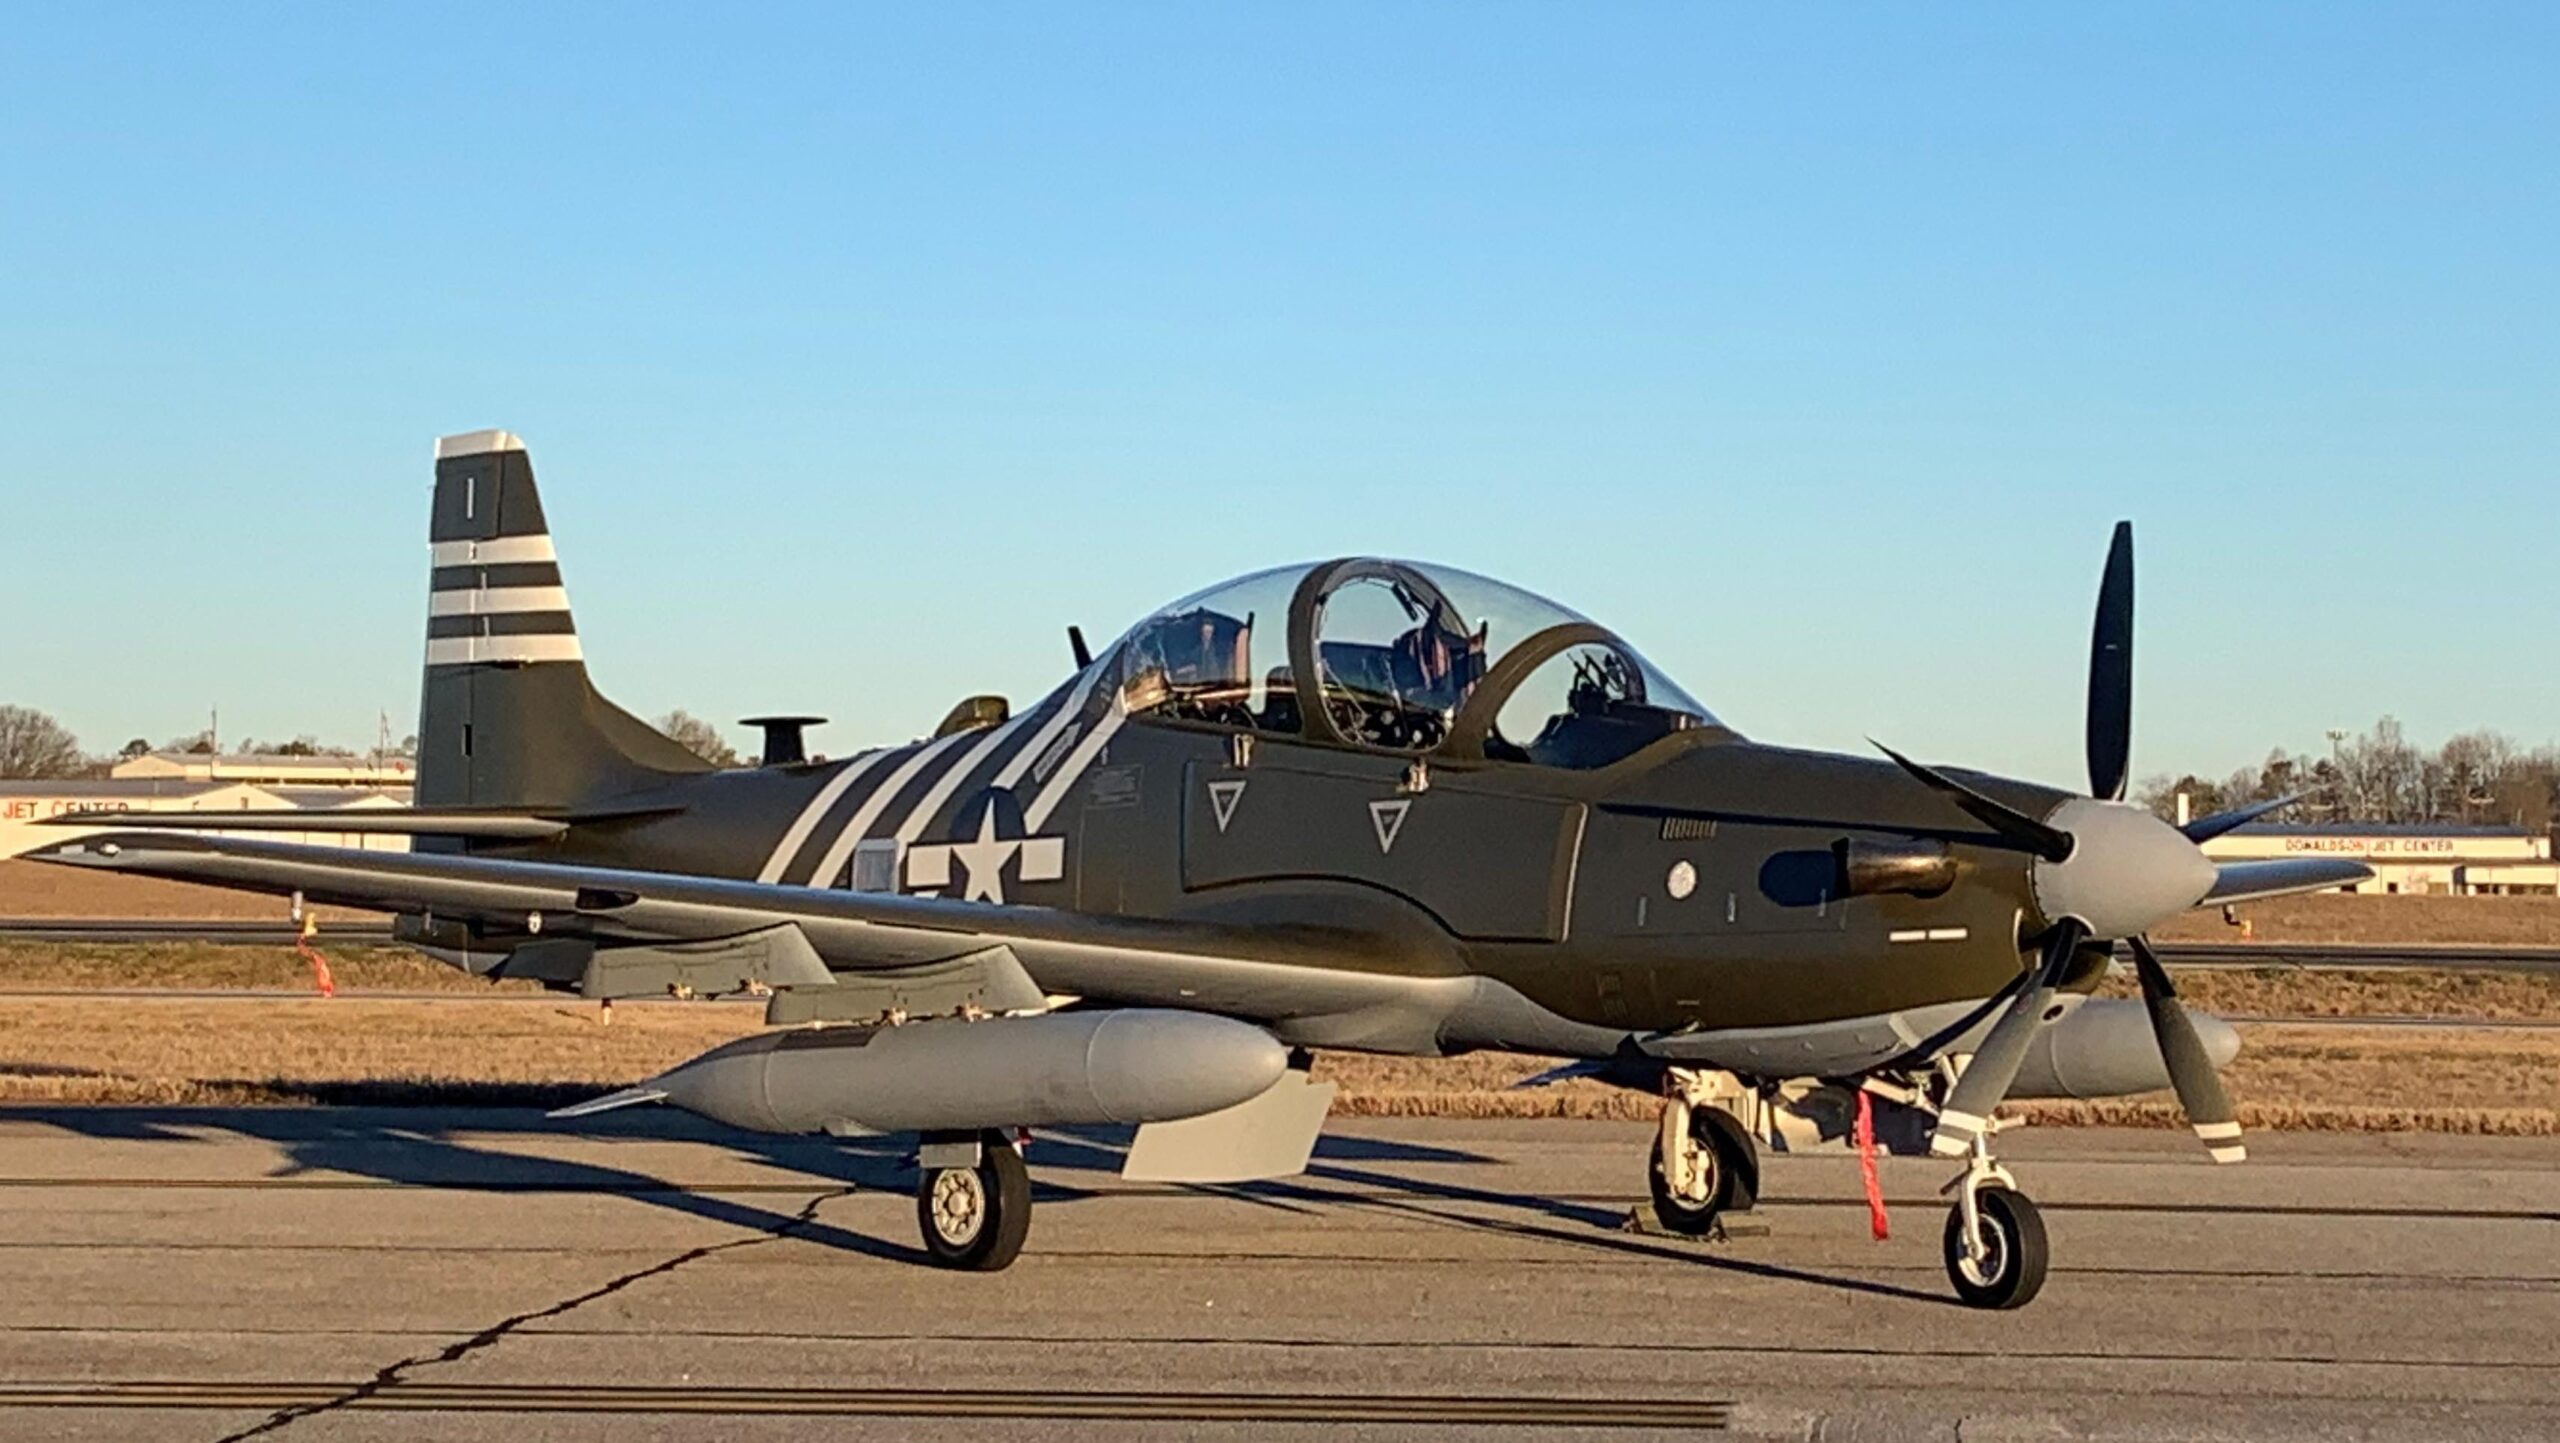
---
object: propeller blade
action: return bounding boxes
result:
[2179,792,2305,844]
[2128,936,2245,1163]
[1872,742,2075,863]
[1930,919,2089,1157]
[2087,520,2135,802]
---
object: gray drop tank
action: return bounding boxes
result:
[647,1008,1290,1136]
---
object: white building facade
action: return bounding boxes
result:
[0,779,413,860]
[2201,823,2557,896]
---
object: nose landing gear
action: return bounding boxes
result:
[1939,1131,2047,1308]
[1649,1069,1760,1235]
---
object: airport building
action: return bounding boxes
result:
[2200,822,2558,896]
[109,751,415,789]
[0,777,413,860]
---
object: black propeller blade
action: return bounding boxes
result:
[1871,742,2075,862]
[2086,520,2134,803]
[2179,792,2304,844]
[2127,936,2245,1162]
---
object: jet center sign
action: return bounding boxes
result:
[2281,836,2457,856]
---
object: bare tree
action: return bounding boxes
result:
[0,705,87,780]
[656,710,742,768]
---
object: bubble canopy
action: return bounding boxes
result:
[1108,558,1718,769]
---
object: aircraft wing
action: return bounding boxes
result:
[22,832,1504,1051]
[2202,856,2374,906]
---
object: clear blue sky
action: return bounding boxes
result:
[4,4,2553,789]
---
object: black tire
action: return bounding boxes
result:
[1648,1118,1753,1234]
[917,1131,1032,1271]
[1942,1186,2049,1309]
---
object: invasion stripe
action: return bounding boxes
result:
[990,654,1116,792]
[432,562,563,591]
[755,751,894,885]
[804,731,976,887]
[1023,694,1128,831]
[893,711,1035,844]
[430,535,557,567]
[426,634,583,667]
[426,613,577,640]
[428,586,571,617]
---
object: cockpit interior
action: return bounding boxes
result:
[1112,558,1718,770]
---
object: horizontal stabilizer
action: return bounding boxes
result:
[2203,857,2374,905]
[547,1085,670,1119]
[42,809,571,840]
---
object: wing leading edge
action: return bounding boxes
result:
[23,831,1508,1054]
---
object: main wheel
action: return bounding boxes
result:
[1648,1117,1754,1234]
[917,1131,1032,1271]
[1942,1186,2048,1309]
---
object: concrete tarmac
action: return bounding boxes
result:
[0,1110,2552,1441]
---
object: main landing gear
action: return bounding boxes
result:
[1939,1130,2048,1309]
[916,1129,1032,1271]
[1650,1070,1760,1235]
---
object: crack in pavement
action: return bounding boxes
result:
[206,1186,856,1442]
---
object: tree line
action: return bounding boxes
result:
[0,702,743,780]
[2134,716,2559,834]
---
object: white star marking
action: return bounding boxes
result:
[905,800,1068,904]
[950,804,1017,903]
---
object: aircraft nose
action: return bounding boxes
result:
[2029,797,2218,939]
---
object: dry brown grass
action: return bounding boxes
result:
[0,996,760,1108]
[2092,964,2560,1019]
[1,931,2557,1135]
[1299,1022,2560,1133]
[0,1000,2552,1134]
[0,941,539,993]
[0,860,381,921]
[2151,891,2560,946]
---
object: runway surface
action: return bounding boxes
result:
[0,1111,2552,1441]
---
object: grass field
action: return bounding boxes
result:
[6,862,2558,1132]
[1,938,2554,1132]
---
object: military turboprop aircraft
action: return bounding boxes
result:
[35,429,2371,1308]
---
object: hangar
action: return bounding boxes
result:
[2199,822,2557,896]
[0,774,413,860]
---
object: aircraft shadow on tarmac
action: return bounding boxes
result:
[2,1105,1950,1305]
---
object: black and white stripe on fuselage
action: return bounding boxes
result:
[755,647,1129,895]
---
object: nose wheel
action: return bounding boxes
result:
[1940,1138,2048,1308]
[916,1129,1031,1271]
[1649,1079,1759,1235]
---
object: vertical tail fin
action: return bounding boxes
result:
[419,430,709,812]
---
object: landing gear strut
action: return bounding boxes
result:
[916,1129,1031,1271]
[1649,1069,1759,1235]
[1939,1131,2047,1309]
